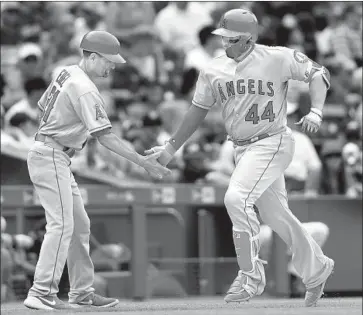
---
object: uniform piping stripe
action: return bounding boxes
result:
[89,124,112,133]
[49,149,65,295]
[192,100,216,109]
[242,134,283,294]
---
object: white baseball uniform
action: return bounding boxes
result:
[27,65,111,301]
[192,43,332,295]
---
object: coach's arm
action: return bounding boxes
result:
[145,104,209,166]
[97,131,171,179]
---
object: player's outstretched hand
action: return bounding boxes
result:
[141,151,171,180]
[145,145,165,155]
[295,110,322,133]
[145,145,174,166]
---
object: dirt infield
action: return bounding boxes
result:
[1,297,362,315]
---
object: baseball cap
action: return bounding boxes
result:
[18,43,43,61]
[80,31,126,64]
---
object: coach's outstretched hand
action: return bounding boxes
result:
[141,151,171,179]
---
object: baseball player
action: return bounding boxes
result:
[146,9,334,307]
[24,31,170,311]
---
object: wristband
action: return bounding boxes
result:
[310,108,323,118]
[158,150,173,166]
[165,140,177,155]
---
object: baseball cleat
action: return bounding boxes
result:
[305,258,335,307]
[24,295,68,310]
[69,292,119,308]
[224,271,253,303]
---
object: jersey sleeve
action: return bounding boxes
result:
[74,92,112,137]
[192,70,217,110]
[281,48,316,83]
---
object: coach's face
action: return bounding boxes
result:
[89,53,115,78]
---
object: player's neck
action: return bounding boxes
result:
[234,42,255,62]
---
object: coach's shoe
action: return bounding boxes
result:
[305,258,335,307]
[224,271,253,303]
[24,295,68,310]
[69,292,119,308]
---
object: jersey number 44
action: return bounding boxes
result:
[245,100,276,124]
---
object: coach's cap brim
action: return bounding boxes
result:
[100,53,126,64]
[212,28,249,38]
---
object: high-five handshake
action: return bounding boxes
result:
[144,140,176,167]
[140,148,172,179]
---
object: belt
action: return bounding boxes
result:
[35,133,75,157]
[229,127,285,146]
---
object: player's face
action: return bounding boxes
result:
[90,54,115,78]
[221,36,241,49]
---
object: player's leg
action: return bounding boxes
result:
[223,131,294,302]
[302,222,330,248]
[287,222,330,276]
[258,225,273,262]
[255,176,334,306]
[67,173,119,308]
[24,146,73,310]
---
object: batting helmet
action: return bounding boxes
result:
[212,9,258,41]
[80,31,126,64]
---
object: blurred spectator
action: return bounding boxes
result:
[154,2,213,54]
[184,25,223,71]
[341,120,362,198]
[180,68,199,103]
[284,105,323,196]
[123,27,168,87]
[342,142,362,198]
[346,68,363,133]
[106,2,155,40]
[158,99,189,144]
[7,112,38,149]
[43,12,80,79]
[4,77,46,127]
[70,2,107,51]
[1,216,36,302]
[1,73,25,150]
[1,2,23,45]
[1,216,15,302]
[330,4,362,70]
[16,43,44,81]
[295,12,318,60]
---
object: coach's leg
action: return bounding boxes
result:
[26,147,74,299]
[255,176,334,298]
[67,173,95,302]
[224,132,294,302]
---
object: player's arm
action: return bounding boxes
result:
[146,70,217,166]
[282,49,331,133]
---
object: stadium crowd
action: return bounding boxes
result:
[1,1,362,304]
[1,1,362,196]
